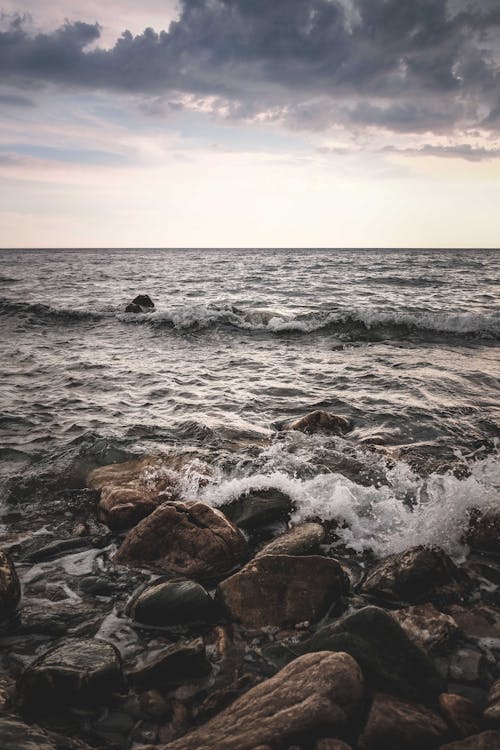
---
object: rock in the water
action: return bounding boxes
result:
[18,638,124,711]
[114,500,247,580]
[161,651,364,750]
[0,549,21,621]
[0,716,94,750]
[438,693,481,738]
[277,606,444,701]
[125,294,155,313]
[222,488,293,531]
[217,554,348,628]
[466,510,500,554]
[255,522,325,558]
[361,546,468,604]
[484,680,500,726]
[280,410,352,435]
[391,603,460,655]
[358,692,448,750]
[128,578,218,627]
[439,731,500,749]
[128,638,211,689]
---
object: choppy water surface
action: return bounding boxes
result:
[0,248,499,559]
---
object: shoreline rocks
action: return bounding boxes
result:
[0,549,21,621]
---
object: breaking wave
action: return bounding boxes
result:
[0,298,103,323]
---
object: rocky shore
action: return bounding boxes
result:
[0,411,499,750]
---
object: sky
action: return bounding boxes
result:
[1,0,500,248]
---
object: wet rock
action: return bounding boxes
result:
[280,410,352,436]
[128,578,218,627]
[438,693,481,738]
[446,604,500,639]
[466,510,500,555]
[222,488,293,531]
[277,606,444,701]
[18,638,124,712]
[125,294,155,313]
[23,535,110,563]
[361,546,469,605]
[0,716,94,750]
[114,500,247,580]
[484,680,500,726]
[439,731,500,749]
[0,549,21,621]
[0,674,15,713]
[255,522,325,557]
[391,603,460,655]
[161,651,364,750]
[448,648,490,684]
[128,638,211,689]
[217,554,348,628]
[358,692,448,750]
[316,740,353,750]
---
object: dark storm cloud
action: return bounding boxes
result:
[1,0,500,137]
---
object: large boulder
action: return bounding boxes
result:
[221,488,293,531]
[18,639,124,712]
[361,546,469,605]
[255,522,325,558]
[125,294,155,313]
[391,604,460,655]
[269,606,444,701]
[280,410,352,435]
[0,550,21,621]
[358,692,448,750]
[217,554,348,628]
[439,732,500,749]
[0,716,94,750]
[114,501,247,581]
[127,578,218,627]
[161,651,364,750]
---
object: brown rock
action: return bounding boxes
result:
[439,731,500,749]
[281,410,351,435]
[466,510,500,554]
[484,680,500,726]
[217,554,348,628]
[361,546,468,604]
[446,604,500,639]
[160,651,364,750]
[0,549,21,620]
[255,523,325,558]
[358,692,448,750]
[439,693,481,738]
[115,500,247,580]
[391,604,459,655]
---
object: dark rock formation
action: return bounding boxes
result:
[128,578,218,627]
[0,716,94,750]
[0,549,21,621]
[280,410,352,435]
[222,488,293,531]
[128,638,211,689]
[438,693,481,738]
[217,554,348,628]
[255,522,325,557]
[466,510,500,555]
[125,294,155,313]
[439,731,500,749]
[114,500,247,580]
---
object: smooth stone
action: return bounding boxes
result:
[280,411,352,436]
[128,638,211,689]
[358,692,448,750]
[217,554,348,628]
[272,606,444,701]
[438,693,481,738]
[466,510,500,555]
[484,680,500,725]
[222,488,293,531]
[255,522,325,557]
[114,500,247,581]
[160,651,364,750]
[439,731,500,749]
[18,638,124,711]
[0,549,21,621]
[128,578,217,627]
[361,546,469,604]
[391,603,460,655]
[0,716,94,750]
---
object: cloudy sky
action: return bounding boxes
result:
[1,0,500,247]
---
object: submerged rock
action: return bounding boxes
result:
[217,554,348,628]
[18,638,124,712]
[125,294,155,313]
[391,603,460,655]
[128,638,211,689]
[0,549,21,621]
[114,500,247,580]
[128,578,218,627]
[361,546,469,605]
[280,410,352,435]
[0,716,94,750]
[255,522,325,557]
[222,488,293,531]
[161,651,364,750]
[358,692,448,750]
[439,731,500,749]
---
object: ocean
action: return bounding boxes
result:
[0,247,499,562]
